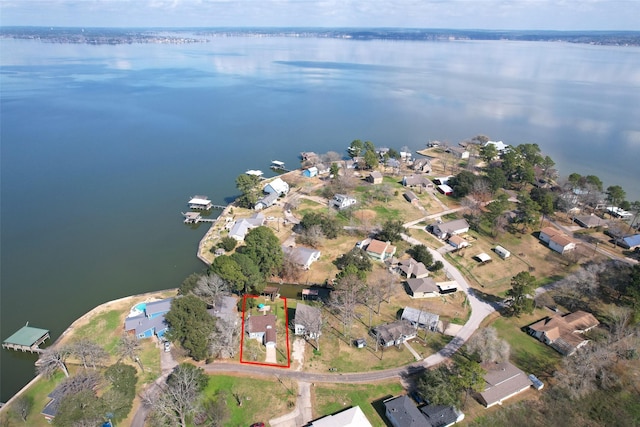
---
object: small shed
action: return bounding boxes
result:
[367,171,383,184]
[303,167,318,178]
[474,253,492,264]
[494,245,510,259]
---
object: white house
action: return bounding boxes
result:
[254,192,279,210]
[484,140,509,153]
[431,219,470,239]
[539,227,576,254]
[294,303,322,340]
[331,194,357,210]
[401,307,439,331]
[228,213,265,241]
[283,246,321,270]
[263,177,289,196]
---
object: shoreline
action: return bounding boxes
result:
[0,288,177,411]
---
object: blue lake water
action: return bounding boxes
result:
[1,35,639,401]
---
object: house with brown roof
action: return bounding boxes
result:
[365,239,397,261]
[527,310,599,355]
[478,361,533,408]
[538,227,576,254]
[448,235,469,250]
[246,314,277,347]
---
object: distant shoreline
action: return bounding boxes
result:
[2,27,639,47]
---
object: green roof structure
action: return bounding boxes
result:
[2,324,50,353]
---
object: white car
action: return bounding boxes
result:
[164,341,171,352]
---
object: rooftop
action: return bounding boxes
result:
[3,325,50,347]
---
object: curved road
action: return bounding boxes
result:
[133,226,497,425]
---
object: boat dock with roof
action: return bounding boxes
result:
[2,323,50,353]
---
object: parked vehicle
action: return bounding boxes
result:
[164,341,171,352]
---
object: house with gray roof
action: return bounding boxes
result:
[401,307,439,331]
[228,213,265,241]
[403,175,430,188]
[431,219,469,240]
[405,277,439,298]
[207,295,239,326]
[420,404,464,427]
[294,303,322,340]
[478,361,533,408]
[255,192,279,210]
[371,320,416,347]
[383,395,425,427]
[397,258,429,279]
[124,297,173,339]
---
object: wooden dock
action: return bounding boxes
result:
[182,212,217,224]
[2,323,50,354]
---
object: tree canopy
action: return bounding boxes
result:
[406,244,434,267]
[235,173,261,209]
[377,219,405,243]
[165,295,216,361]
[240,226,284,278]
[506,271,537,316]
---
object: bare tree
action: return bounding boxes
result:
[69,339,108,370]
[296,224,324,248]
[193,273,229,307]
[293,303,324,350]
[330,272,365,343]
[36,346,70,378]
[466,327,511,363]
[322,151,342,163]
[553,342,618,399]
[117,334,144,371]
[10,395,33,423]
[209,317,241,359]
[281,252,304,282]
[143,364,208,427]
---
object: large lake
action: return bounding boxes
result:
[1,36,639,401]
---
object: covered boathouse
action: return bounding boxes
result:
[2,323,50,353]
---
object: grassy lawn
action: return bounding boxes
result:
[200,375,295,427]
[489,313,562,378]
[313,381,405,426]
[71,309,124,354]
[1,371,66,427]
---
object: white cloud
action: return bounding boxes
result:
[1,0,639,29]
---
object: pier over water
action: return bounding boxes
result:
[2,324,50,354]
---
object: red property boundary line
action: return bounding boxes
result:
[240,294,291,368]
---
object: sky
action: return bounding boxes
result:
[1,0,639,30]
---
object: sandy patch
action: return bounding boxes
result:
[266,346,277,364]
[291,338,306,371]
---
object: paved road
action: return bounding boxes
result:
[132,222,498,425]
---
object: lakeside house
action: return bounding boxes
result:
[255,192,279,210]
[246,314,277,347]
[484,140,509,154]
[430,219,470,240]
[303,166,318,178]
[207,295,239,327]
[263,177,290,196]
[478,361,533,408]
[124,298,173,339]
[228,213,265,241]
[538,227,576,254]
[526,310,600,356]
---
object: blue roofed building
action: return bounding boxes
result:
[618,234,640,250]
[124,298,173,339]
